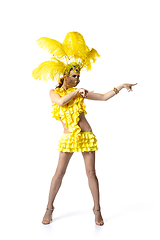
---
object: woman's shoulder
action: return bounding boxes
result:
[49,89,57,98]
[49,88,62,95]
[49,89,54,93]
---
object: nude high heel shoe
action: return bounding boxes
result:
[42,207,55,225]
[93,207,104,226]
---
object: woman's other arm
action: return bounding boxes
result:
[49,88,88,106]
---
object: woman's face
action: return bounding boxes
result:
[65,69,80,87]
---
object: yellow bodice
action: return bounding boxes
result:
[51,87,87,136]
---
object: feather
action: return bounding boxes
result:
[87,48,100,62]
[36,37,69,61]
[32,58,66,82]
[62,32,90,60]
[33,32,100,82]
[83,48,100,70]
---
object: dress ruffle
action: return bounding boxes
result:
[57,132,98,152]
[51,87,87,136]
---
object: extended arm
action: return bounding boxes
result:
[85,83,137,101]
[85,84,124,101]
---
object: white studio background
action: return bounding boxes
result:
[0,0,160,240]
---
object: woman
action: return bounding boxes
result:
[41,67,137,226]
[32,31,137,226]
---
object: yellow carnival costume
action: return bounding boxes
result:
[52,86,98,152]
[32,32,100,152]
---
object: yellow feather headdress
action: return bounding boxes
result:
[32,32,100,83]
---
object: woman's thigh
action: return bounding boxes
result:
[82,151,96,174]
[55,152,74,175]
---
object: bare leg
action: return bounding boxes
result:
[42,152,73,224]
[82,151,104,226]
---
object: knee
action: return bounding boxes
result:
[86,170,97,179]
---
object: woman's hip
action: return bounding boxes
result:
[57,132,98,153]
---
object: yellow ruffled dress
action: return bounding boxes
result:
[51,87,98,152]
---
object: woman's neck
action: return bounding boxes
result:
[61,82,68,91]
[61,83,72,91]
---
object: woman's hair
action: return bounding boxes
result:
[55,77,64,89]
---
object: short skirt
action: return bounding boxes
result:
[57,132,98,152]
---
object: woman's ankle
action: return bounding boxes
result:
[47,204,54,209]
[93,205,101,211]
